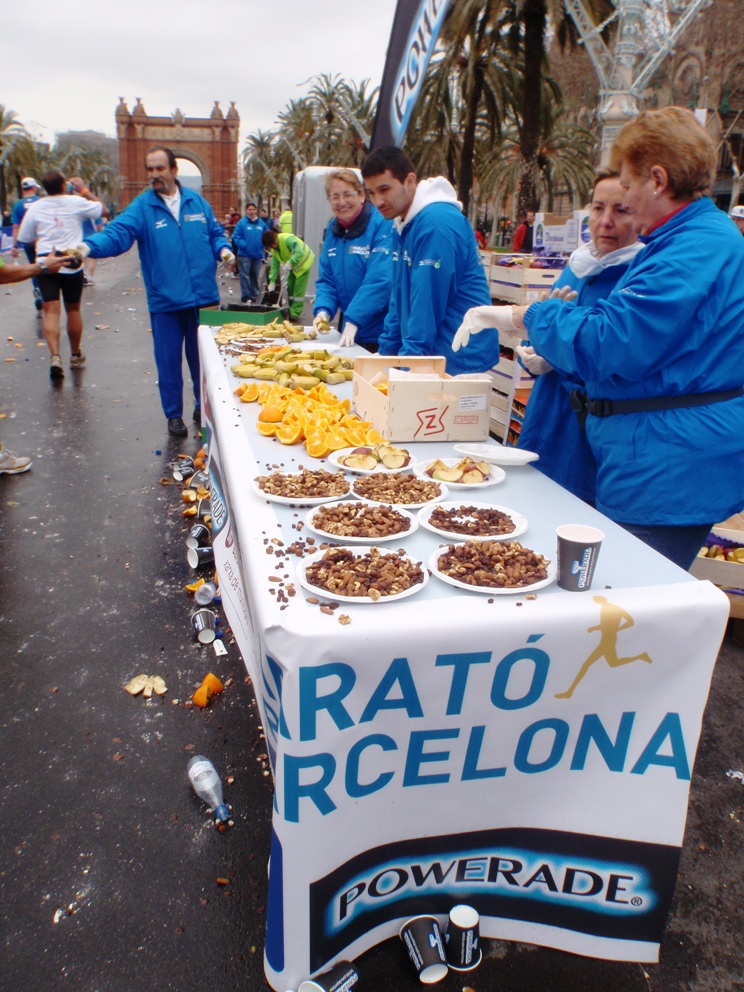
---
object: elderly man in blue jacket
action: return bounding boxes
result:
[77,147,234,437]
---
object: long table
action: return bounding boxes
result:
[198,327,729,991]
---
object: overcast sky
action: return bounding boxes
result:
[5,0,400,165]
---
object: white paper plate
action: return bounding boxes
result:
[351,476,448,509]
[304,501,418,544]
[252,472,351,506]
[412,458,506,489]
[418,501,527,542]
[429,544,556,595]
[328,447,414,475]
[297,545,429,603]
[454,443,539,466]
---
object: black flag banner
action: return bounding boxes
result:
[371,0,453,150]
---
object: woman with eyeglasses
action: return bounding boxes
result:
[312,168,393,350]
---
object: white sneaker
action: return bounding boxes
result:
[50,355,64,380]
[0,449,32,474]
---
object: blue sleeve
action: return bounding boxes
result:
[11,201,25,226]
[344,221,393,329]
[84,202,141,258]
[378,289,402,355]
[312,228,340,318]
[231,219,247,254]
[205,202,230,258]
[397,223,456,356]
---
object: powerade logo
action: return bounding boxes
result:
[308,827,680,969]
[571,548,593,587]
[389,0,452,144]
[207,460,228,535]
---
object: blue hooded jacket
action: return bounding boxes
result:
[313,201,392,347]
[232,214,266,258]
[525,197,744,526]
[380,178,494,375]
[84,184,230,313]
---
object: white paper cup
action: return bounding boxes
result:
[445,904,481,971]
[399,915,448,983]
[191,608,216,644]
[556,524,604,591]
[298,960,360,992]
[187,545,215,570]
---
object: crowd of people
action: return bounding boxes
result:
[4,107,744,575]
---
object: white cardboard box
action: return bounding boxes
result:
[489,262,560,303]
[352,356,491,443]
[534,213,578,253]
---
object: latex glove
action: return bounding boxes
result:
[452,305,521,352]
[339,321,358,348]
[549,284,578,302]
[266,283,275,293]
[516,344,553,376]
[220,248,236,264]
[73,243,91,258]
[313,311,331,333]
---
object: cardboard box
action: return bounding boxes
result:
[534,213,577,253]
[352,356,491,442]
[489,263,560,304]
[199,304,283,326]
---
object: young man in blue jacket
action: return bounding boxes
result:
[77,147,234,437]
[360,146,494,375]
[232,202,266,302]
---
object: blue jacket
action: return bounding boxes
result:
[232,215,266,258]
[84,184,229,313]
[312,202,392,347]
[525,197,744,526]
[380,179,493,375]
[517,255,638,504]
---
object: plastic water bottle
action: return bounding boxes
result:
[187,755,231,824]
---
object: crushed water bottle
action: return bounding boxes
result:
[187,755,232,825]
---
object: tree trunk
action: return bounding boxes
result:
[458,61,485,217]
[517,0,546,219]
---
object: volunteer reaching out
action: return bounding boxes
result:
[262,229,315,325]
[454,107,744,570]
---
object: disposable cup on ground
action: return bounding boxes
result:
[556,524,604,591]
[188,546,215,570]
[186,523,211,549]
[191,608,216,644]
[445,904,481,971]
[399,915,448,984]
[298,959,360,992]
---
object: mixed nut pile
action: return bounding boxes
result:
[255,469,350,500]
[352,474,443,505]
[428,504,516,537]
[304,546,425,600]
[435,540,550,588]
[310,502,412,539]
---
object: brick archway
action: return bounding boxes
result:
[115,98,240,220]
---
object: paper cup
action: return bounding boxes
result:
[556,524,604,591]
[191,608,216,644]
[298,960,360,992]
[188,546,215,570]
[445,904,481,971]
[399,915,448,984]
[186,523,211,550]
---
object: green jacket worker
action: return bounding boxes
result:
[262,230,315,322]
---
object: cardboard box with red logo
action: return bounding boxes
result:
[352,356,491,442]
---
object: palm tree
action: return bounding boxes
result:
[0,105,32,216]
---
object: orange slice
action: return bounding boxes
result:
[239,383,259,403]
[258,404,286,423]
[256,421,279,436]
[366,428,386,445]
[325,432,348,451]
[305,435,331,458]
[276,422,304,445]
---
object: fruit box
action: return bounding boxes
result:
[489,263,560,304]
[352,356,491,443]
[199,304,284,326]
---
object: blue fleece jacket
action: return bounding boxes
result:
[380,178,494,375]
[524,197,744,525]
[312,202,392,347]
[232,215,266,258]
[84,184,229,313]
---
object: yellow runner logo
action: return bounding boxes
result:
[555,596,653,699]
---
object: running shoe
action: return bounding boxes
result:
[50,355,64,380]
[0,449,32,475]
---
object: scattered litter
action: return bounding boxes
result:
[726,769,744,783]
[124,674,168,697]
[187,754,232,826]
[192,672,223,707]
[95,324,110,330]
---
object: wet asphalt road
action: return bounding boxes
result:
[0,250,742,992]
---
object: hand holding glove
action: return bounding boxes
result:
[220,248,236,264]
[266,283,275,293]
[338,321,358,348]
[313,311,331,334]
[516,344,553,376]
[73,243,91,258]
[452,305,521,352]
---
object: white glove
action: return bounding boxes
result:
[516,344,553,376]
[313,311,331,333]
[452,305,521,352]
[220,248,236,264]
[74,242,91,258]
[266,283,275,293]
[338,321,358,348]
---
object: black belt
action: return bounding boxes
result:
[569,388,743,418]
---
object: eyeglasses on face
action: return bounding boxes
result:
[329,191,360,203]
